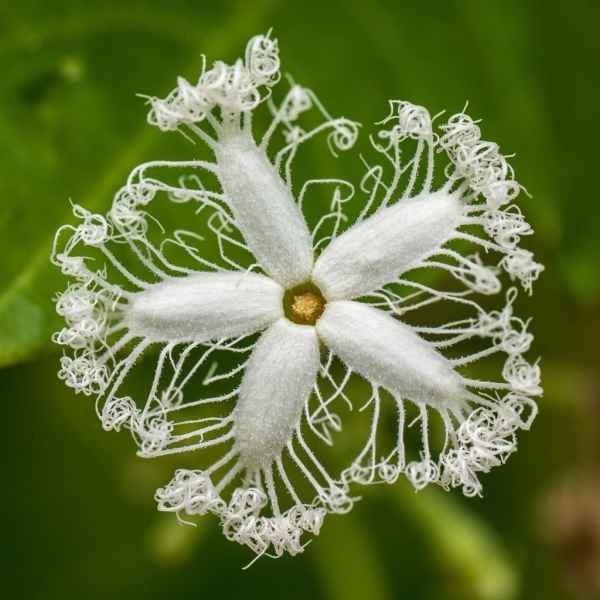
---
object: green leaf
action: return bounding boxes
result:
[0,0,278,366]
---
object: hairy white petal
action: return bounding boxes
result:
[216,129,314,288]
[233,318,320,468]
[312,190,465,300]
[124,271,283,342]
[316,301,473,411]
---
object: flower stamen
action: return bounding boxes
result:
[284,284,326,325]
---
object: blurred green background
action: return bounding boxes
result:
[1,0,599,599]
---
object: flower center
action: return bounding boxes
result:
[284,283,326,326]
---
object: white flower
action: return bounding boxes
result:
[52,33,543,559]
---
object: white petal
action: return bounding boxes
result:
[216,130,314,288]
[233,318,320,469]
[316,301,472,411]
[312,190,465,300]
[124,271,283,342]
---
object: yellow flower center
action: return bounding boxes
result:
[284,284,326,326]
